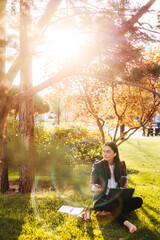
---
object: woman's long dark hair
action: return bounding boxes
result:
[103,142,126,182]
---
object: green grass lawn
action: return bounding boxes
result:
[0,138,160,240]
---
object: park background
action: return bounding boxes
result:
[0,0,160,239]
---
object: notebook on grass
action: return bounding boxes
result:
[58,205,84,215]
[107,188,135,201]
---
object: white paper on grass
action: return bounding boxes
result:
[58,205,84,215]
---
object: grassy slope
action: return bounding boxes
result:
[0,138,160,240]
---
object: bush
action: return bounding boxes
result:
[52,123,89,142]
[8,115,19,140]
[7,116,20,169]
[71,139,102,163]
[34,123,103,164]
[7,120,103,169]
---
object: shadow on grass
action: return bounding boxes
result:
[0,217,24,240]
[126,211,159,239]
[98,211,160,240]
[69,205,160,240]
[88,210,158,240]
[126,208,159,239]
[142,203,160,233]
[0,195,31,240]
[127,227,160,240]
[144,203,160,217]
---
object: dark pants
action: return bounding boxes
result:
[93,195,143,224]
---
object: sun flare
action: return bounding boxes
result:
[51,28,84,59]
[32,27,86,87]
[37,27,85,61]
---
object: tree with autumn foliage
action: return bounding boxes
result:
[107,83,160,144]
[67,66,160,145]
[60,42,160,145]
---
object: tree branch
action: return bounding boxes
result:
[115,0,157,36]
[81,73,160,97]
[9,66,160,111]
[117,127,140,146]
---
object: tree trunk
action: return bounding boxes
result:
[120,124,125,140]
[0,127,9,192]
[0,0,9,192]
[96,118,105,144]
[19,0,34,193]
[19,99,35,193]
[0,97,9,192]
[0,92,9,192]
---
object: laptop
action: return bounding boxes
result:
[107,188,135,201]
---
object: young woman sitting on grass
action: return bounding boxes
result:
[77,142,143,233]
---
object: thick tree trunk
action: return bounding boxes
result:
[0,0,9,192]
[0,103,9,192]
[0,91,9,192]
[19,99,35,193]
[0,128,9,192]
[19,0,34,193]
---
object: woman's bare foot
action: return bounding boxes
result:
[95,211,111,217]
[124,220,137,233]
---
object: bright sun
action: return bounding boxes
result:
[33,27,85,87]
[49,28,83,59]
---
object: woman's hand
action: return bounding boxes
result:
[91,184,102,193]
